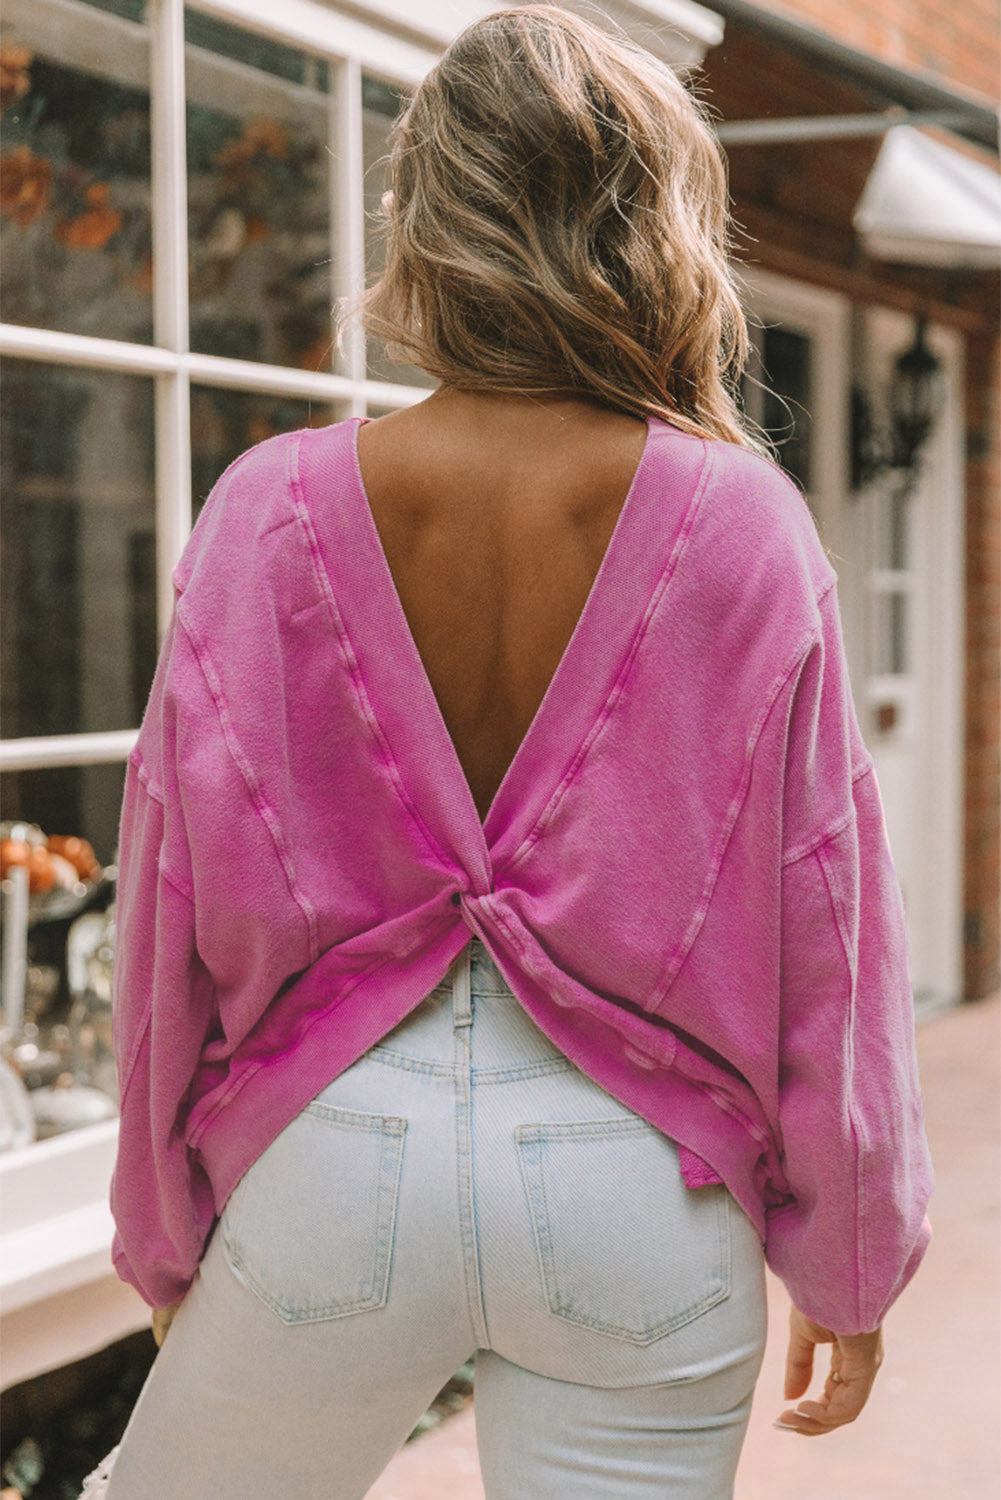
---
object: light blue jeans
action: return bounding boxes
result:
[106,936,768,1499]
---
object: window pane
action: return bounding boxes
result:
[1,359,156,738]
[191,386,340,522]
[186,11,334,370]
[875,482,912,571]
[1,761,127,870]
[0,0,153,342]
[363,73,434,390]
[761,326,812,492]
[873,590,909,676]
[75,0,146,20]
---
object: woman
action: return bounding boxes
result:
[89,7,933,1497]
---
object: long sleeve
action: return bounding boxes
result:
[109,609,219,1309]
[767,576,934,1335]
[108,441,321,1310]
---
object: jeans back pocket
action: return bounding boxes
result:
[515,1117,730,1345]
[220,1100,407,1325]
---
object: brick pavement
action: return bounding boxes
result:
[365,990,1000,1500]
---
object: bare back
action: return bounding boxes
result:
[355,392,649,823]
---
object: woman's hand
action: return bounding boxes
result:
[775,1304,884,1436]
[151,1301,183,1348]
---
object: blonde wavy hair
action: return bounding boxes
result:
[355,4,768,452]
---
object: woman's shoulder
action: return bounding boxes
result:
[172,420,358,599]
[687,434,840,603]
[695,432,805,511]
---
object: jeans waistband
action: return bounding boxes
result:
[367,935,575,1075]
[430,934,514,999]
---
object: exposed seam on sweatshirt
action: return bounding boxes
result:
[288,427,456,873]
[156,856,196,908]
[497,437,715,879]
[131,750,164,804]
[173,604,320,966]
[648,610,823,1008]
[781,762,875,868]
[115,1004,153,1116]
[127,752,197,903]
[781,804,856,867]
[816,831,867,1331]
[488,900,787,1197]
[815,573,837,611]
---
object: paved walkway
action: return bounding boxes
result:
[364,989,1000,1499]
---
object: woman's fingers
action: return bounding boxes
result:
[783,1318,818,1400]
[777,1306,883,1434]
[776,1368,873,1434]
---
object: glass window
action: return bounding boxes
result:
[185,10,335,371]
[0,0,153,342]
[1,359,156,739]
[761,326,812,493]
[873,590,909,676]
[76,0,146,20]
[875,481,912,571]
[0,761,127,870]
[191,385,340,521]
[362,73,433,390]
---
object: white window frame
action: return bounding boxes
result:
[0,0,439,780]
[0,0,731,1386]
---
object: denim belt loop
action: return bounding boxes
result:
[452,937,473,1030]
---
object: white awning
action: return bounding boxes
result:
[853,125,1001,269]
[342,0,725,70]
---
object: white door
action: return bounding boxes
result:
[854,306,965,1015]
[739,271,965,1016]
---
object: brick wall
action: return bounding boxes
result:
[701,26,1000,325]
[964,328,1001,999]
[756,0,1001,104]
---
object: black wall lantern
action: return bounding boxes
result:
[851,316,944,492]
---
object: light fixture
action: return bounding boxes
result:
[851,315,944,492]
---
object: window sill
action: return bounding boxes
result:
[0,1119,149,1389]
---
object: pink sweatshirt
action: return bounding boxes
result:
[109,413,933,1332]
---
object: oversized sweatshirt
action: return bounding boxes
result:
[109,413,934,1333]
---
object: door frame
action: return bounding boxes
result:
[858,304,966,1015]
[738,267,966,1015]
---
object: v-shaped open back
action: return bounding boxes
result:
[299,412,708,881]
[350,414,658,824]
